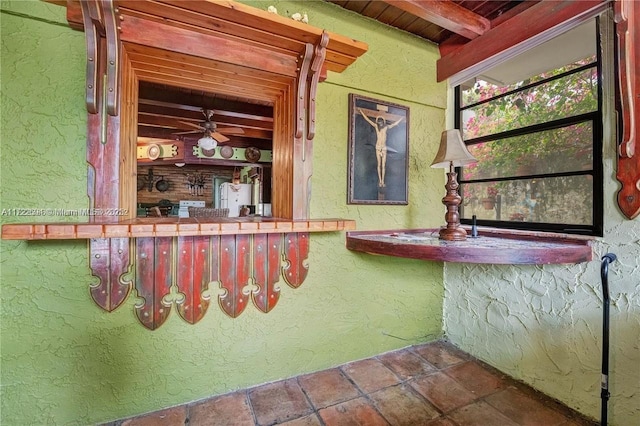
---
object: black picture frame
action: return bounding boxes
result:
[348,94,409,204]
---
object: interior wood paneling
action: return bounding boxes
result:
[120,48,139,219]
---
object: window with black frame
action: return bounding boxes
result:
[457,19,603,236]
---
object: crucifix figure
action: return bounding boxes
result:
[359,108,404,188]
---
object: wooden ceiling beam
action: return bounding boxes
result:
[437,0,608,82]
[438,1,540,57]
[138,100,274,125]
[134,71,281,103]
[147,113,273,132]
[382,0,491,39]
[138,124,273,143]
[137,113,273,133]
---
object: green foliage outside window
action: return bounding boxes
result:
[458,55,601,232]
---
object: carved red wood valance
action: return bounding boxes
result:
[91,233,309,330]
[125,233,307,329]
[615,0,640,219]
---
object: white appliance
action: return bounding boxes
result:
[220,183,251,217]
[178,200,205,218]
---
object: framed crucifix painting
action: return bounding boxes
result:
[348,94,409,204]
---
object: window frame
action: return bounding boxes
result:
[455,18,604,237]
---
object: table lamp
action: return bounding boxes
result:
[430,129,477,241]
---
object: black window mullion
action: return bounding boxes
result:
[460,169,595,186]
[463,113,598,146]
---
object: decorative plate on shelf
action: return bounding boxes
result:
[200,147,215,158]
[147,144,161,160]
[245,147,261,162]
[220,145,234,159]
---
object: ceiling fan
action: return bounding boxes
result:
[175,109,244,151]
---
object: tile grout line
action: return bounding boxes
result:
[294,375,328,426]
[336,364,394,424]
[244,388,260,426]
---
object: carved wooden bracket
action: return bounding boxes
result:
[307,32,330,141]
[79,0,102,114]
[79,0,120,115]
[615,0,640,219]
[295,31,330,142]
[296,43,314,140]
[91,233,310,330]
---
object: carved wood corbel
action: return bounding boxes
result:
[296,44,314,139]
[295,32,330,143]
[79,0,120,116]
[615,0,640,219]
[100,0,120,116]
[79,0,102,113]
[307,32,330,141]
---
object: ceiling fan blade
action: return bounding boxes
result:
[212,132,230,143]
[217,127,245,135]
[172,130,200,135]
[178,120,204,130]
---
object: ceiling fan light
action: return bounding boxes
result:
[198,135,217,151]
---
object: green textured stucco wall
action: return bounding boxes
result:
[0,1,446,424]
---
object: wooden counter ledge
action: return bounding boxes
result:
[346,228,593,265]
[1,217,356,240]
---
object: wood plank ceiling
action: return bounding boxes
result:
[325,0,533,45]
[138,82,274,151]
[138,0,538,152]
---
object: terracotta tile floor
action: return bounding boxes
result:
[110,340,597,426]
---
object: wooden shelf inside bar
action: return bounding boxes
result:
[1,217,356,240]
[346,228,593,265]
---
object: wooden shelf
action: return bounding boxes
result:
[346,228,593,265]
[1,217,355,240]
[57,0,368,75]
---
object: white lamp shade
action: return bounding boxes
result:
[198,135,218,151]
[431,129,477,168]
